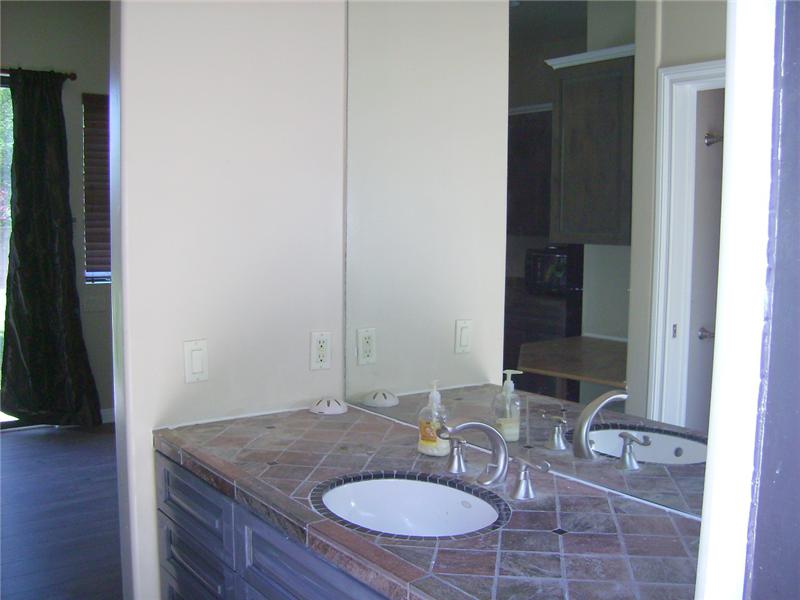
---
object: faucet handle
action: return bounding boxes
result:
[533,460,551,473]
[615,432,651,471]
[446,438,468,475]
[511,457,550,472]
[542,414,568,451]
[618,431,651,446]
[510,460,551,500]
[511,463,535,500]
[542,412,567,425]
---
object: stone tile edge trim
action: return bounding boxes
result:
[308,526,415,600]
[235,475,327,544]
[309,519,427,584]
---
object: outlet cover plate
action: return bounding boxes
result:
[357,328,377,365]
[310,331,332,370]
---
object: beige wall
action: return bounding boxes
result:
[661,0,727,67]
[1,1,114,412]
[587,0,636,50]
[578,1,635,403]
[509,1,586,107]
[114,2,346,596]
[627,0,726,416]
[345,1,508,399]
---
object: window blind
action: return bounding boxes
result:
[82,93,110,282]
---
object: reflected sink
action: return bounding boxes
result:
[311,473,509,537]
[589,428,707,465]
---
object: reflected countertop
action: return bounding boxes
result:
[359,384,706,516]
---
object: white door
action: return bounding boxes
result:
[649,62,726,433]
[684,89,725,433]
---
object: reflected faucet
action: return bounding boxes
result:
[573,390,628,459]
[437,421,509,485]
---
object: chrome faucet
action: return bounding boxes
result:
[573,390,628,459]
[437,421,509,485]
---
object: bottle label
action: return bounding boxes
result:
[419,419,438,444]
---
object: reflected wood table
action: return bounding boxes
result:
[517,336,627,399]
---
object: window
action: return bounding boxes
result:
[82,93,110,283]
[0,82,13,405]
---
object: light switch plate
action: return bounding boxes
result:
[454,320,472,354]
[183,339,208,383]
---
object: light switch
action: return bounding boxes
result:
[191,349,204,374]
[184,339,208,383]
[454,320,472,354]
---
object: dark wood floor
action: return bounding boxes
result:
[1,424,123,599]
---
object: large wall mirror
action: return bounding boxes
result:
[345,0,723,518]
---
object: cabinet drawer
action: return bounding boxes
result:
[236,577,286,600]
[235,506,386,600]
[158,512,237,600]
[156,453,235,568]
[160,566,220,600]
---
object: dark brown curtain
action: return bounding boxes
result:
[1,69,101,427]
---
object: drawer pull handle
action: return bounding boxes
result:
[169,491,218,530]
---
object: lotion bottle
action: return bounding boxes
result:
[417,381,450,456]
[493,370,522,442]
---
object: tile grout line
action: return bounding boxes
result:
[606,493,641,600]
[671,512,698,561]
[663,463,695,513]
[491,528,502,600]
[274,414,367,498]
[555,477,570,600]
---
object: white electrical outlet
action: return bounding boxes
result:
[454,320,472,354]
[356,328,376,365]
[310,331,331,370]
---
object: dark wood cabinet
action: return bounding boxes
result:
[549,56,633,245]
[507,111,552,237]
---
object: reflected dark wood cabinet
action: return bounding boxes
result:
[549,56,634,245]
[507,111,552,237]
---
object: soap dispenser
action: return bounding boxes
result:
[417,381,450,457]
[493,370,522,442]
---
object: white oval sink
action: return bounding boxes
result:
[589,428,706,465]
[321,478,501,537]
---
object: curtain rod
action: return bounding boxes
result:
[0,68,77,81]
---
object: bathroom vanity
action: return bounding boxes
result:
[154,403,701,600]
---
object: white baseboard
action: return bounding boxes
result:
[101,407,115,423]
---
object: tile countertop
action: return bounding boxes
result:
[154,406,700,600]
[361,385,707,516]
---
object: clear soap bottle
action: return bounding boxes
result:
[417,380,450,457]
[493,370,522,442]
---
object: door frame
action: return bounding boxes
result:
[647,60,726,426]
